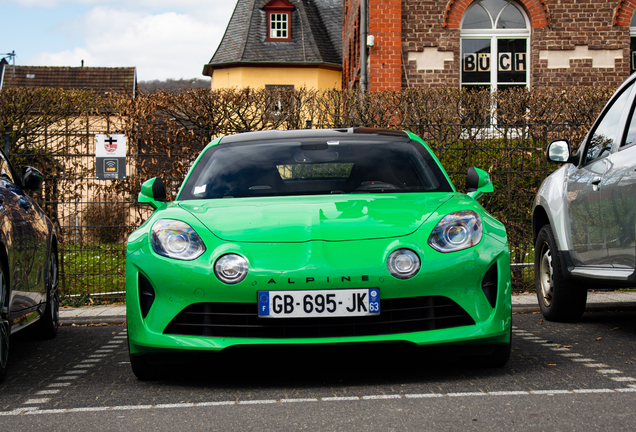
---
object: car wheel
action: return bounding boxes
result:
[462,326,511,368]
[128,336,163,381]
[535,224,587,322]
[33,250,60,339]
[0,259,9,382]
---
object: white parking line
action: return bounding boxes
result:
[22,398,50,405]
[1,388,634,416]
[17,329,128,412]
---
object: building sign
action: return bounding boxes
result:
[464,53,526,73]
[95,134,126,180]
[498,52,526,72]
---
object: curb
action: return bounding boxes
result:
[512,302,636,314]
[60,316,126,326]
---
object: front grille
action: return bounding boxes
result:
[163,296,475,339]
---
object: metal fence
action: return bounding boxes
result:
[14,123,587,301]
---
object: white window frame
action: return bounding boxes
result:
[270,13,289,39]
[460,1,531,92]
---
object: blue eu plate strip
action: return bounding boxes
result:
[368,288,380,314]
[258,291,269,316]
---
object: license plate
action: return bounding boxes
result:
[258,288,380,318]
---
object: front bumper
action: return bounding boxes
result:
[126,236,511,356]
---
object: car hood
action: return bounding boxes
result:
[179,194,452,243]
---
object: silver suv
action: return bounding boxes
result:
[533,74,636,322]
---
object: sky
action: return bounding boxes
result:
[2,0,239,81]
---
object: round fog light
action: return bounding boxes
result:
[215,254,248,284]
[387,249,420,279]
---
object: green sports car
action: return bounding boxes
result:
[126,128,511,379]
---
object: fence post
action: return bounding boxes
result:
[3,126,11,156]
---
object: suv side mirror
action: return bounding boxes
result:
[22,166,44,191]
[138,177,166,210]
[547,140,579,165]
[466,167,493,200]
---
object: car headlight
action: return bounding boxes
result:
[387,249,421,279]
[151,219,206,260]
[215,254,249,284]
[428,211,483,253]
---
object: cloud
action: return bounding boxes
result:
[25,2,237,80]
[7,0,229,11]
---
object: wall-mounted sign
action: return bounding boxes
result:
[464,53,491,72]
[95,134,126,180]
[464,52,527,73]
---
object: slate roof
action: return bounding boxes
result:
[203,0,342,75]
[0,66,137,97]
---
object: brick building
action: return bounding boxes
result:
[343,0,636,91]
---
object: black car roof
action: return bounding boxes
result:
[218,128,409,145]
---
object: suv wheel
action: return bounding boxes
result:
[535,224,587,322]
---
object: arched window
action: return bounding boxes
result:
[461,0,530,91]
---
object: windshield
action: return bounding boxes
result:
[178,138,453,200]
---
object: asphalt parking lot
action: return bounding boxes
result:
[0,292,635,430]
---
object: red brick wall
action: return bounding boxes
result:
[368,0,402,90]
[342,0,632,90]
[343,0,361,89]
[531,0,629,86]
[402,0,461,88]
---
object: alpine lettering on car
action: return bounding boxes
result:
[266,275,371,284]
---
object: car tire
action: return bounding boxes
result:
[32,250,60,339]
[462,326,511,368]
[128,337,163,381]
[535,224,587,322]
[0,258,10,382]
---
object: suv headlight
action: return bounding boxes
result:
[428,211,483,253]
[151,219,206,260]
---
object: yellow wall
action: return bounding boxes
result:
[211,66,341,90]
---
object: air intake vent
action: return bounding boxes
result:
[164,296,475,339]
[481,263,498,308]
[138,273,155,319]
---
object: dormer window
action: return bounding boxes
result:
[270,13,288,39]
[265,0,293,42]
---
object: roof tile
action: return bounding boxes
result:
[204,0,342,73]
[1,66,137,96]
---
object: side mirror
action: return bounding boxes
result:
[547,140,579,165]
[22,166,44,191]
[138,177,166,210]
[466,167,493,200]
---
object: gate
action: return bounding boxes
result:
[12,124,584,301]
